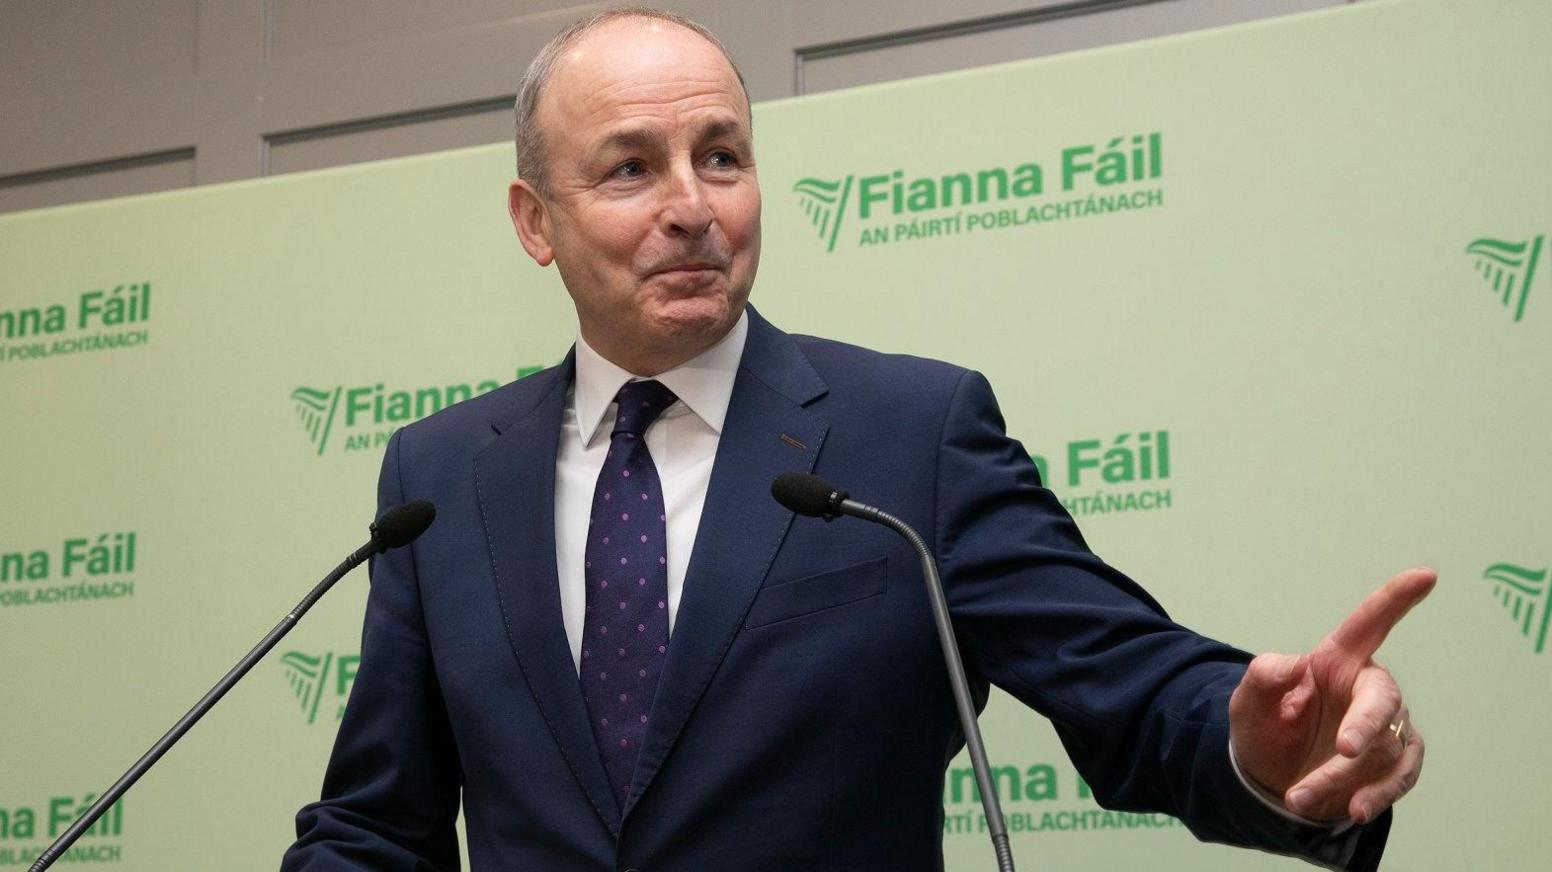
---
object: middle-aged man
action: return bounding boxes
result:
[283,9,1430,871]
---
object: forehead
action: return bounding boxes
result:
[540,19,749,143]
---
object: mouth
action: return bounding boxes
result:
[651,262,723,278]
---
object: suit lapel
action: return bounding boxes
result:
[624,310,829,817]
[473,353,625,833]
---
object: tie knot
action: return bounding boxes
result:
[612,379,678,437]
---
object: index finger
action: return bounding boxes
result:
[1327,567,1437,658]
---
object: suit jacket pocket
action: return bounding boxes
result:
[744,557,888,629]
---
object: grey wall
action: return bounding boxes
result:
[0,0,1347,214]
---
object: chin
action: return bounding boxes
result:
[649,294,735,337]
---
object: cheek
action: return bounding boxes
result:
[557,206,647,268]
[718,189,762,252]
[588,226,642,267]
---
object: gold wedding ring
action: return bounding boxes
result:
[1389,718,1408,746]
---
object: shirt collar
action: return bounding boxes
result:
[572,310,748,449]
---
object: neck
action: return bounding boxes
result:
[579,316,740,377]
[580,336,698,377]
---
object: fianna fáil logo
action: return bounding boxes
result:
[1465,235,1544,322]
[1028,429,1174,518]
[1484,563,1551,654]
[290,387,342,456]
[279,650,359,725]
[790,133,1164,252]
[792,176,854,253]
[290,365,546,457]
[0,793,123,866]
[1,532,138,609]
[939,756,1181,838]
[0,282,152,365]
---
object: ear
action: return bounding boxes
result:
[508,179,554,266]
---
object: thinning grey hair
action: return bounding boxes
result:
[513,7,751,196]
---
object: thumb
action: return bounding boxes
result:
[1233,652,1308,715]
[1231,653,1314,794]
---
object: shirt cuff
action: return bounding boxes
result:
[1227,739,1354,835]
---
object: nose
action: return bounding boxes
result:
[659,163,714,238]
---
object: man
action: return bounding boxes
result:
[282,9,1429,870]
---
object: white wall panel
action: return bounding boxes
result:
[265,0,581,58]
[799,0,1342,94]
[0,0,197,102]
[0,149,195,213]
[265,100,515,176]
[0,0,1359,213]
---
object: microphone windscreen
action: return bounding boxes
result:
[372,500,437,549]
[771,472,845,518]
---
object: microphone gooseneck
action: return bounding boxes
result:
[773,473,1016,872]
[27,502,437,872]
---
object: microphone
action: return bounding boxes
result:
[772,473,1015,872]
[28,502,437,872]
[770,472,849,520]
[371,499,437,549]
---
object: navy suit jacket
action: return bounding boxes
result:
[282,308,1388,870]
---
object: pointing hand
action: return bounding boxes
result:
[1228,567,1435,824]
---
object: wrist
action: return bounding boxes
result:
[1227,739,1354,833]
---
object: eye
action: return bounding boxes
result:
[705,150,738,169]
[609,159,645,180]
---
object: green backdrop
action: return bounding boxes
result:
[3,0,1549,868]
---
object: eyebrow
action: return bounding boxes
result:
[594,117,750,154]
[597,128,658,153]
[697,119,748,145]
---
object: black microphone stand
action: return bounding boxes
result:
[28,503,433,872]
[774,474,1015,872]
[844,501,1017,872]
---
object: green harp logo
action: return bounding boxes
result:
[792,176,854,253]
[1465,235,1543,323]
[280,650,336,724]
[290,386,342,456]
[1484,563,1551,654]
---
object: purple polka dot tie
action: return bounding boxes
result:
[580,379,677,805]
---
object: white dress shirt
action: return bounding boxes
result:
[554,311,748,672]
